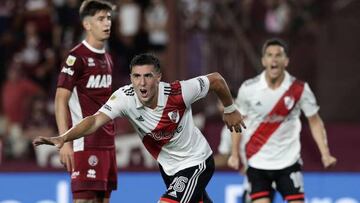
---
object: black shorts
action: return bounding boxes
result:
[247,161,305,201]
[159,155,215,203]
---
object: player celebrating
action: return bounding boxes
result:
[34,53,246,203]
[228,38,337,203]
[54,0,116,202]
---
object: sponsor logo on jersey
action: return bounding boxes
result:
[66,55,76,66]
[104,104,112,111]
[87,57,95,67]
[136,115,145,122]
[144,125,183,141]
[87,169,96,178]
[175,125,183,133]
[88,155,98,166]
[168,110,180,123]
[86,74,112,88]
[197,78,205,91]
[71,171,80,179]
[61,66,74,76]
[284,96,295,110]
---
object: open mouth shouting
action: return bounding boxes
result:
[103,29,110,35]
[139,88,148,98]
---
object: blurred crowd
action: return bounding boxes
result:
[0,0,332,167]
[0,0,170,163]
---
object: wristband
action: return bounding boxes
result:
[223,104,237,114]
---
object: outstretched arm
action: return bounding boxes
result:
[33,112,111,149]
[307,113,337,168]
[207,72,246,132]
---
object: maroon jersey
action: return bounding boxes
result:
[57,41,114,150]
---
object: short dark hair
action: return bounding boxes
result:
[129,53,161,73]
[79,0,114,21]
[262,38,289,56]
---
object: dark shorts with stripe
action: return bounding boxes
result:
[159,155,215,203]
[247,161,304,201]
[71,149,118,199]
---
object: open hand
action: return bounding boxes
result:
[33,136,65,149]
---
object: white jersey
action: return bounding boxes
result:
[235,71,319,170]
[100,76,213,175]
[218,125,248,167]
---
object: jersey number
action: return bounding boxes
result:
[168,176,188,193]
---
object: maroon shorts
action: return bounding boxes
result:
[71,148,117,194]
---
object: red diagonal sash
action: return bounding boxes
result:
[142,81,186,159]
[245,79,305,159]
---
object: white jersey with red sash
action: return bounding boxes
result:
[100,76,213,175]
[235,71,319,170]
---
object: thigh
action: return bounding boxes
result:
[275,162,304,201]
[160,156,215,203]
[246,167,274,200]
[71,150,116,193]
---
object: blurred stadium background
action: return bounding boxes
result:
[0,0,359,202]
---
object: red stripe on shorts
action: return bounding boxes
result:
[160,197,179,203]
[285,194,305,201]
[250,191,270,199]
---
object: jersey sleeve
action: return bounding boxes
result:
[57,54,83,91]
[300,82,320,117]
[180,76,210,107]
[98,88,127,119]
[235,84,249,115]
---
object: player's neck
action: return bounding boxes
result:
[84,36,105,50]
[265,73,285,90]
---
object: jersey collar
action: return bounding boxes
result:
[259,71,291,90]
[135,82,165,109]
[82,40,105,54]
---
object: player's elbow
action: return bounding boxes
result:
[208,72,225,91]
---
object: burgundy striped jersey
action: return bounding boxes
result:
[57,40,115,150]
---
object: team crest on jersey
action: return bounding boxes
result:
[284,96,295,110]
[168,110,180,123]
[66,55,76,66]
[88,155,98,166]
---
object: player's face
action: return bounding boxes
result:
[130,65,161,109]
[262,45,289,82]
[85,10,112,41]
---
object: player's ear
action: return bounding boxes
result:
[157,73,162,82]
[261,57,266,68]
[82,18,91,31]
[284,56,289,67]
